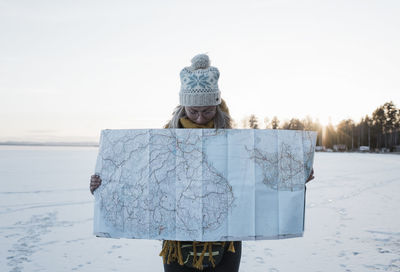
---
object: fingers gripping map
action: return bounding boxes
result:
[93,129,317,241]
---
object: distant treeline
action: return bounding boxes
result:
[239,101,400,151]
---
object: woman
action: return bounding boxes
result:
[90,54,315,271]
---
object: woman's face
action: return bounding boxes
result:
[185,106,217,125]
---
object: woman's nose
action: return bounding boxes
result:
[196,114,206,123]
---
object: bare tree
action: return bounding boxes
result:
[264,117,270,129]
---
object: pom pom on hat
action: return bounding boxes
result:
[191,54,210,70]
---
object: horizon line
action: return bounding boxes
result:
[0,141,99,147]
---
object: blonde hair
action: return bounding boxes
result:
[164,104,232,129]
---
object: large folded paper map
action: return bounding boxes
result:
[93,129,317,241]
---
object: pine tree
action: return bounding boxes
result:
[271,116,280,129]
[248,114,259,129]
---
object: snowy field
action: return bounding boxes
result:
[0,146,399,272]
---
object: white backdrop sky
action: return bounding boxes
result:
[1,0,399,142]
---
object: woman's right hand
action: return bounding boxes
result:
[90,174,102,195]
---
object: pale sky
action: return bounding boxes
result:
[1,0,399,142]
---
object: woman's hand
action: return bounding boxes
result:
[90,174,102,195]
[305,168,314,184]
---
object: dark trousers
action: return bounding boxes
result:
[163,241,242,272]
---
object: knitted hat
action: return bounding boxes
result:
[179,54,221,106]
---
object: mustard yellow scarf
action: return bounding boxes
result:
[179,117,214,128]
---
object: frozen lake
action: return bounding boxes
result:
[0,146,399,272]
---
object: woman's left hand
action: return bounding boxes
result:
[305,168,314,183]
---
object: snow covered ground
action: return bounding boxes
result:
[0,146,399,272]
